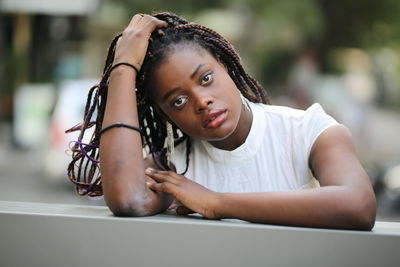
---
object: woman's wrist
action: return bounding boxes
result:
[110,64,138,77]
[108,65,138,96]
[210,192,225,219]
[113,52,143,70]
[110,62,140,75]
[108,65,138,89]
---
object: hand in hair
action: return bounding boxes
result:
[114,14,168,69]
[145,168,220,219]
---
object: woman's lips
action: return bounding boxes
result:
[203,110,227,129]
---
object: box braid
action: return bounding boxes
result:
[66,12,270,197]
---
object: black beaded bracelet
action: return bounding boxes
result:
[99,123,142,137]
[108,62,139,75]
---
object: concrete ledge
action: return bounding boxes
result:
[0,201,399,267]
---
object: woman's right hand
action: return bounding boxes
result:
[114,14,168,70]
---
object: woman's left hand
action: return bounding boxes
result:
[145,168,220,219]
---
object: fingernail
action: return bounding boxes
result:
[146,182,152,187]
[145,167,153,174]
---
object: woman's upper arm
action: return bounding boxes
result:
[309,124,370,187]
[309,124,376,225]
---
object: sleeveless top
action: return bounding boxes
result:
[172,102,338,193]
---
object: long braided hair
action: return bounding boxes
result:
[66,12,270,197]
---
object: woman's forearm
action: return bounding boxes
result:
[215,185,376,230]
[100,67,170,216]
[98,15,172,216]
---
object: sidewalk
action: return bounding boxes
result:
[0,122,104,206]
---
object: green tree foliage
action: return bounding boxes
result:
[110,0,400,88]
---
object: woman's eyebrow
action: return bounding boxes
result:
[162,87,180,102]
[190,64,205,79]
[161,64,206,102]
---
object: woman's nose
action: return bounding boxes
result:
[195,94,214,113]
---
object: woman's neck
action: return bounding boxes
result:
[208,104,253,151]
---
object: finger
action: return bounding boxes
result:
[141,15,168,31]
[149,169,182,180]
[144,167,177,177]
[148,182,171,193]
[127,14,144,28]
[145,175,156,184]
[145,168,178,184]
[176,205,195,215]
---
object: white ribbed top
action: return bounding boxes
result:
[173,102,338,193]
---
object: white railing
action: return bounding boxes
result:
[0,200,399,267]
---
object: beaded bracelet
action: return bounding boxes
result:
[99,123,142,137]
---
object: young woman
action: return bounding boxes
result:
[67,12,376,230]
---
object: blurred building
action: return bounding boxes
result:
[0,0,105,120]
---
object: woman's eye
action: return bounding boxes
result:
[201,72,213,85]
[173,96,188,108]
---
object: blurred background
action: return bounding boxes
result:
[1,0,400,221]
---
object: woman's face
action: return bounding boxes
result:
[151,45,251,148]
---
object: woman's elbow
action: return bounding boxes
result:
[110,203,146,217]
[106,192,151,217]
[347,189,377,231]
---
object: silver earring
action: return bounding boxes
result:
[166,121,174,167]
[240,93,251,111]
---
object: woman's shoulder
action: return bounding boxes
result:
[252,102,327,119]
[252,102,338,143]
